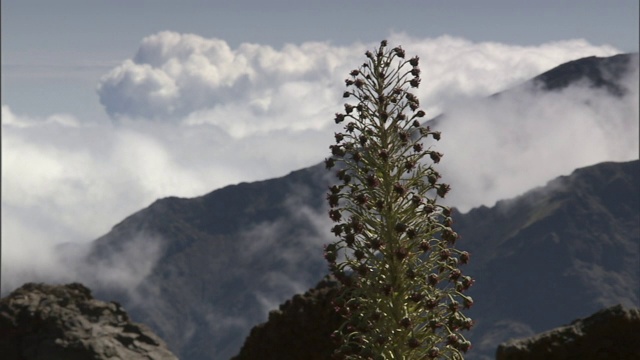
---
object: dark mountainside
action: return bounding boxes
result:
[0,283,178,360]
[529,53,635,95]
[41,53,639,359]
[231,160,640,360]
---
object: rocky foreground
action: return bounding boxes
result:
[232,277,640,360]
[0,282,178,360]
[496,304,640,360]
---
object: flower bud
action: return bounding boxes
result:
[460,251,470,264]
[329,209,342,222]
[419,241,431,252]
[394,222,408,233]
[324,157,335,169]
[428,273,439,286]
[393,46,405,58]
[395,247,408,260]
[399,317,412,328]
[437,183,451,198]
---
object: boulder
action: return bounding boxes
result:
[0,282,178,360]
[231,276,342,360]
[496,304,640,360]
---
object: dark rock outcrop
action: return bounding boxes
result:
[231,277,343,360]
[0,282,178,360]
[496,304,640,360]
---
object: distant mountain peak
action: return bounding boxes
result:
[530,53,638,96]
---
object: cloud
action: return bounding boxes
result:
[2,33,633,297]
[97,32,619,136]
[436,56,639,211]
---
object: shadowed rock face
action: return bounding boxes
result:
[0,282,178,360]
[496,304,640,360]
[231,277,343,360]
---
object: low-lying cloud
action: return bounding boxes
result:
[2,32,636,297]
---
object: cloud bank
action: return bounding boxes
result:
[2,32,636,295]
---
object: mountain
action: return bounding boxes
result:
[0,282,178,360]
[229,160,640,360]
[58,53,639,359]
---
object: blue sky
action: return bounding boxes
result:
[2,0,638,119]
[1,1,639,291]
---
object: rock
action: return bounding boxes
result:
[496,304,640,360]
[231,276,343,360]
[0,282,178,360]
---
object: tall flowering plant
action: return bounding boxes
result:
[324,41,474,360]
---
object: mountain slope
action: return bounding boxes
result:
[85,164,331,360]
[457,160,639,358]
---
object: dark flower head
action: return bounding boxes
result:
[324,157,335,169]
[428,273,439,286]
[327,193,339,207]
[334,113,345,124]
[358,135,367,145]
[460,251,470,264]
[432,131,441,140]
[395,247,409,260]
[394,222,408,233]
[393,46,405,58]
[399,317,412,329]
[411,67,420,76]
[437,183,451,198]
[427,347,439,358]
[419,241,431,252]
[343,91,350,98]
[410,77,421,88]
[429,151,442,163]
[350,69,360,76]
[369,238,383,250]
[345,122,355,133]
[344,104,354,114]
[409,292,423,303]
[409,56,420,67]
[464,296,474,309]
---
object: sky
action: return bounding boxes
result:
[1,1,639,293]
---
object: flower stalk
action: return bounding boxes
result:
[324,40,474,360]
